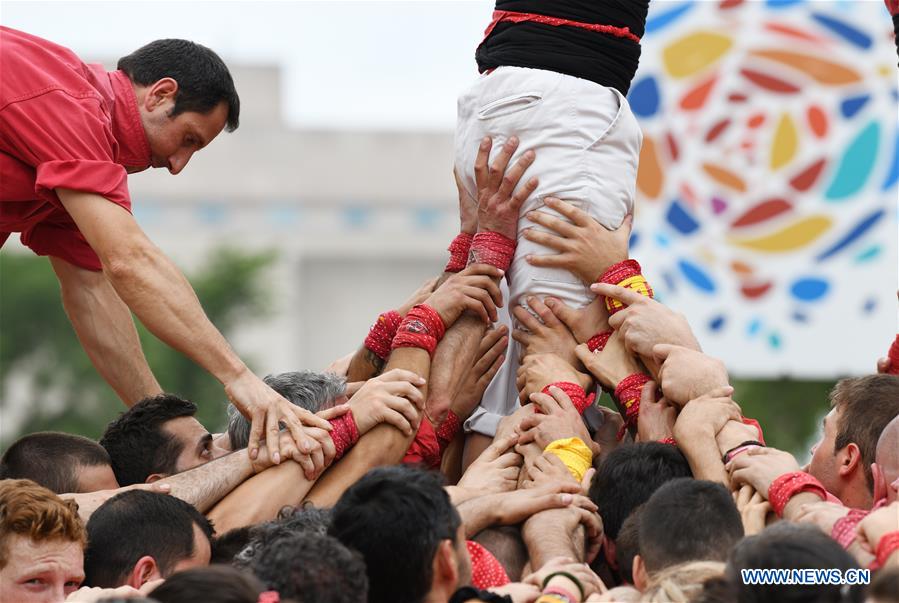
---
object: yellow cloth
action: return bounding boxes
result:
[545,437,593,483]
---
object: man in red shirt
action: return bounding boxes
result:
[0,27,333,476]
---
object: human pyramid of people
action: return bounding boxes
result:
[2,1,899,603]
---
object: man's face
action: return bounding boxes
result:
[0,536,83,603]
[74,463,119,493]
[141,100,228,175]
[162,416,230,474]
[808,407,841,492]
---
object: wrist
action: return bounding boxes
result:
[874,531,899,569]
[769,472,827,518]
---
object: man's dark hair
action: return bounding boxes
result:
[117,39,240,132]
[84,489,213,587]
[638,479,743,573]
[590,442,692,540]
[473,526,528,582]
[99,394,197,486]
[211,526,254,565]
[615,505,643,584]
[235,506,332,568]
[248,532,368,603]
[868,566,899,603]
[149,566,263,603]
[727,523,863,603]
[829,374,899,491]
[0,432,110,494]
[329,466,461,603]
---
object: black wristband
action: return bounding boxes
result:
[541,571,585,601]
[722,440,766,464]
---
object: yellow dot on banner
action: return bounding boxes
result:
[771,113,798,171]
[879,65,892,77]
[663,32,733,79]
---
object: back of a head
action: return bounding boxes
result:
[149,566,263,603]
[249,532,367,603]
[639,561,726,603]
[830,374,899,492]
[0,432,111,494]
[329,466,460,603]
[228,371,346,450]
[638,479,743,574]
[615,506,644,584]
[99,394,197,486]
[117,39,239,132]
[235,507,333,568]
[728,522,863,603]
[0,479,86,567]
[591,442,693,540]
[875,414,899,487]
[84,489,213,587]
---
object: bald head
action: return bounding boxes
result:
[876,415,899,478]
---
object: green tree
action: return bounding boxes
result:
[0,249,275,444]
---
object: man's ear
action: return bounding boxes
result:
[145,473,167,483]
[837,442,862,478]
[128,556,160,588]
[432,540,459,590]
[143,77,178,111]
[633,554,648,592]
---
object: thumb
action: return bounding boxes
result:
[316,403,351,420]
[581,467,596,492]
[485,432,519,460]
[653,343,676,362]
[640,380,658,405]
[544,297,574,325]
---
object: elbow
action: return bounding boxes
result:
[102,242,156,285]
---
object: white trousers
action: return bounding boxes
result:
[454,66,642,437]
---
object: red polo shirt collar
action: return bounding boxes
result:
[106,69,152,171]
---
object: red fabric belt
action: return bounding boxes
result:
[483,10,642,44]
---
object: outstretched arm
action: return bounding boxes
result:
[56,189,331,472]
[50,256,162,406]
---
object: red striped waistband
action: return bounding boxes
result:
[483,9,642,44]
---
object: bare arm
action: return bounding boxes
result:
[304,346,430,507]
[206,461,313,533]
[49,256,162,405]
[162,450,255,513]
[56,189,332,470]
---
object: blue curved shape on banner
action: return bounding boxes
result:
[883,132,899,191]
[677,258,716,293]
[811,13,872,49]
[629,76,661,118]
[825,121,879,200]
[646,2,694,34]
[666,200,700,235]
[790,277,829,302]
[840,94,869,119]
[815,209,886,262]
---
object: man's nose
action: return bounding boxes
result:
[167,150,194,175]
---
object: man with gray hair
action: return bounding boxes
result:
[228,371,348,450]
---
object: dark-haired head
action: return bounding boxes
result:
[149,565,264,603]
[0,432,116,493]
[590,442,693,541]
[84,489,213,588]
[329,466,469,603]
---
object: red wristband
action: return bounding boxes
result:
[888,335,899,375]
[768,472,828,518]
[831,508,869,549]
[392,304,447,358]
[598,259,653,315]
[445,233,474,273]
[658,437,677,446]
[614,373,650,425]
[436,409,462,450]
[468,231,516,272]
[875,531,899,568]
[587,330,613,353]
[329,410,360,461]
[364,310,403,361]
[539,382,595,415]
